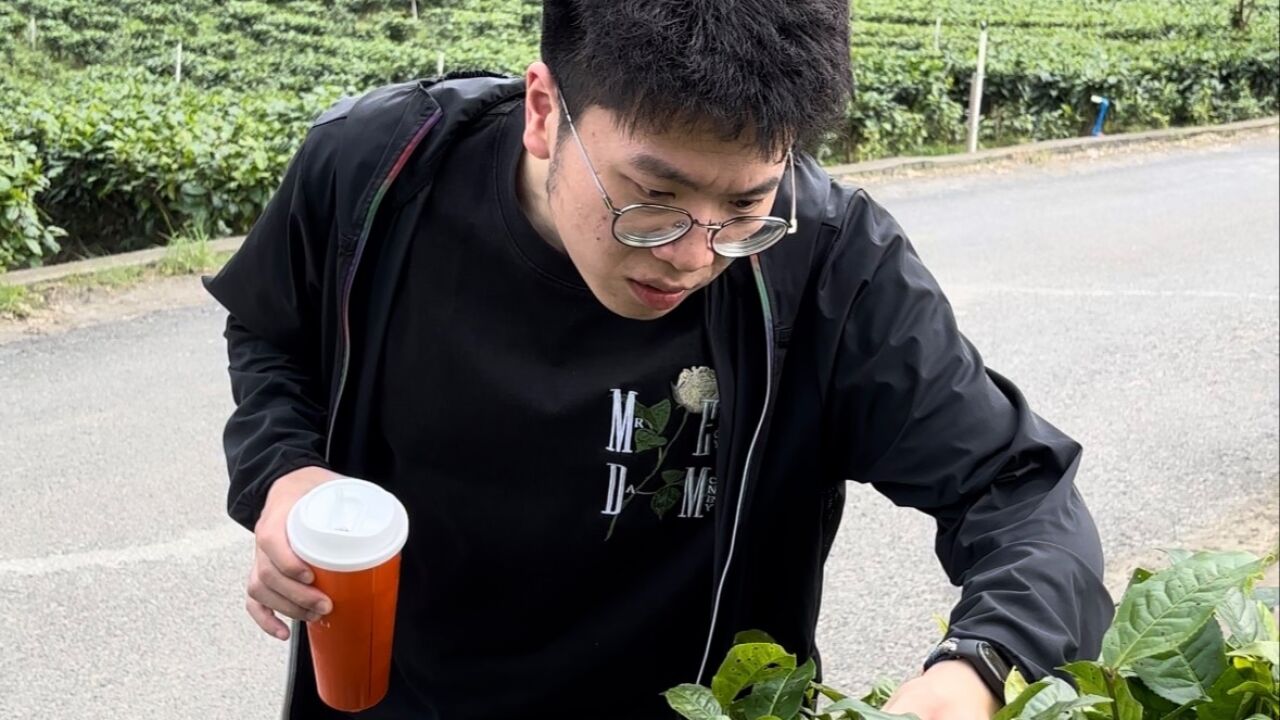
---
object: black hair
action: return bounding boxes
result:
[541,0,852,160]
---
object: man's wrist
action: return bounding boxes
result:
[922,658,1004,714]
[923,637,1013,704]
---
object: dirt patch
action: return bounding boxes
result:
[0,273,214,345]
[1103,483,1280,624]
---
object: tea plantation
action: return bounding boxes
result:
[1,0,1276,269]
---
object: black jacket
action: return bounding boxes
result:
[203,75,1113,719]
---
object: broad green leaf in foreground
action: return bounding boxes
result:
[1061,660,1141,720]
[664,684,730,720]
[994,675,1109,720]
[1219,587,1268,647]
[1130,617,1228,705]
[859,678,897,710]
[711,642,796,709]
[819,696,921,720]
[733,630,778,645]
[1192,663,1249,720]
[1102,550,1272,668]
[1227,641,1280,667]
[738,657,816,720]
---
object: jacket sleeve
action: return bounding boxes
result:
[203,123,341,532]
[820,191,1114,683]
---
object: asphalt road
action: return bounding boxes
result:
[1,134,1277,719]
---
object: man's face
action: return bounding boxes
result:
[532,101,790,321]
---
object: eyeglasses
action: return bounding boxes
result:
[556,90,798,259]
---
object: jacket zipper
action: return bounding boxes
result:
[697,253,776,685]
[323,108,444,463]
[284,107,443,720]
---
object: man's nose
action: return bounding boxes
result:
[651,224,716,273]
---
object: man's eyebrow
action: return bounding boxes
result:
[628,152,782,197]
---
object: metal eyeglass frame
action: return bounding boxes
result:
[556,90,799,259]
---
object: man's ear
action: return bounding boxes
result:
[523,61,557,161]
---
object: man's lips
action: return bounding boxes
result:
[633,279,694,293]
[628,279,691,310]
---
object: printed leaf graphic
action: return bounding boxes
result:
[634,401,654,429]
[650,398,672,434]
[635,428,667,453]
[652,485,681,520]
[663,469,686,486]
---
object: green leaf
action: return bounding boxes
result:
[739,658,816,720]
[930,613,950,637]
[820,696,921,720]
[663,684,729,720]
[1225,680,1274,696]
[1127,567,1155,589]
[1193,663,1248,720]
[1220,587,1267,647]
[812,681,847,704]
[710,643,796,709]
[663,469,687,486]
[995,679,1054,720]
[1161,548,1196,565]
[1227,641,1279,667]
[1124,674,1182,718]
[858,678,897,710]
[1022,694,1112,720]
[1110,673,1143,720]
[733,630,777,645]
[634,428,667,453]
[1131,618,1228,706]
[650,398,672,435]
[1254,587,1279,611]
[1102,551,1271,668]
[634,401,654,428]
[652,485,681,520]
[1004,667,1032,707]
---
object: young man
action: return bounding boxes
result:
[204,1,1113,718]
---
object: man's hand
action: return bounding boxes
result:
[881,659,1002,720]
[245,465,339,641]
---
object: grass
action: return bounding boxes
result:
[157,228,226,276]
[0,283,39,318]
[0,229,234,321]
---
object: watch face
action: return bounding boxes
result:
[978,642,1011,676]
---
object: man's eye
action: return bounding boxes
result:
[641,186,673,200]
[732,199,763,211]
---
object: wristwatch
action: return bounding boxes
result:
[922,637,1015,703]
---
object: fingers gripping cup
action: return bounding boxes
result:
[286,478,410,712]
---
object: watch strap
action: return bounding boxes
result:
[923,637,1014,703]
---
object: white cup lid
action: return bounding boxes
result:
[286,478,409,572]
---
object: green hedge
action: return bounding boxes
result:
[1,0,1276,270]
[0,130,65,270]
[0,64,341,269]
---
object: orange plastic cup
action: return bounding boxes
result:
[286,478,410,713]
